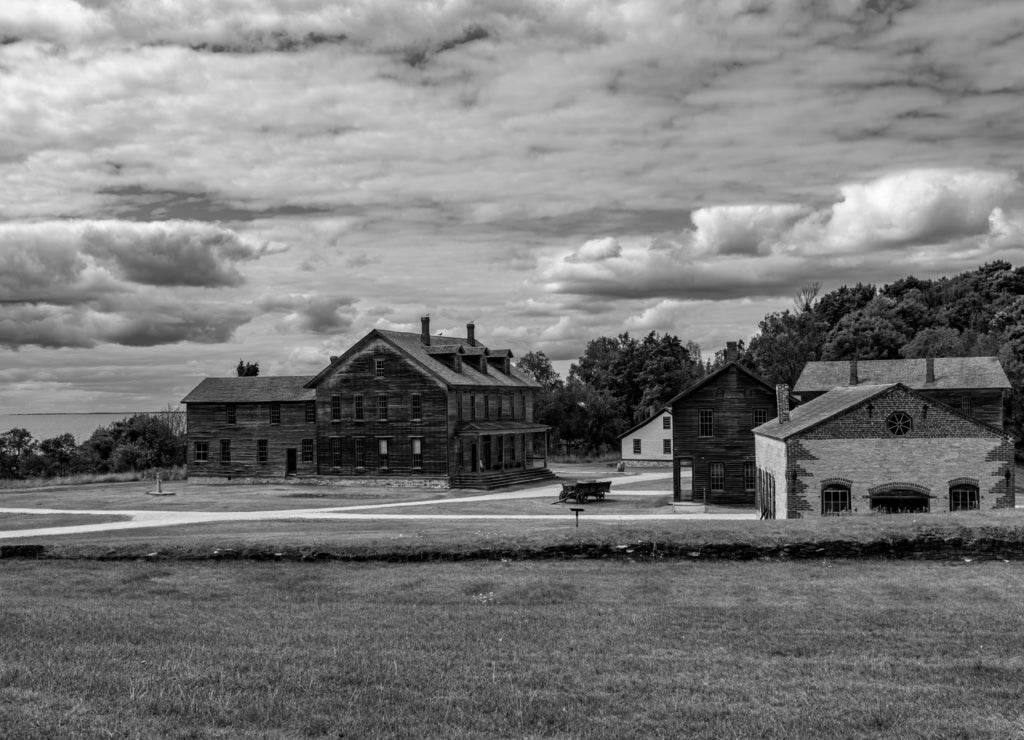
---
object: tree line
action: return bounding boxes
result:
[0,410,186,480]
[517,261,1024,457]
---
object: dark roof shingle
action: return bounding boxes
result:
[182,376,315,403]
[794,357,1009,392]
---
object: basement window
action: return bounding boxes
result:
[949,484,980,511]
[822,484,851,516]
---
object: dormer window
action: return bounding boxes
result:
[503,358,510,374]
[480,357,488,374]
[453,355,462,373]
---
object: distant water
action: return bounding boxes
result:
[0,413,160,443]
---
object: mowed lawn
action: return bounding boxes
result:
[3,560,1024,739]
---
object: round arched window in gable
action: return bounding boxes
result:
[886,411,913,436]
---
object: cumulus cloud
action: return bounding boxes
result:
[543,168,1024,302]
[257,293,358,335]
[0,219,268,349]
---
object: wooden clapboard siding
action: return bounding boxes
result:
[186,401,317,478]
[314,338,451,476]
[672,364,776,506]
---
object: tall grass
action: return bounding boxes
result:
[0,465,187,490]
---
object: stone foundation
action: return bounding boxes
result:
[622,459,673,468]
[188,475,451,489]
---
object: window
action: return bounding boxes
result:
[269,404,281,425]
[225,404,236,424]
[305,401,316,423]
[662,416,671,429]
[663,439,672,455]
[886,411,912,436]
[822,484,851,515]
[710,463,725,491]
[331,395,341,422]
[457,393,464,421]
[257,439,268,463]
[378,438,389,470]
[470,393,477,421]
[949,484,980,511]
[220,439,231,463]
[412,438,423,469]
[330,437,342,468]
[633,439,642,455]
[752,408,769,427]
[194,441,208,462]
[698,409,714,437]
[411,393,422,420]
[484,395,491,420]
[354,395,364,421]
[374,358,385,377]
[714,388,725,398]
[743,461,755,492]
[301,439,314,463]
[960,395,973,417]
[355,438,365,468]
[377,394,388,421]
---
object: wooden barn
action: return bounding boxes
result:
[668,343,785,506]
[182,318,553,489]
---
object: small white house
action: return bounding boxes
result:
[618,409,673,466]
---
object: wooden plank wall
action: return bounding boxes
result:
[187,402,316,478]
[673,367,776,505]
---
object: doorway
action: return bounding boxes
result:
[286,448,297,475]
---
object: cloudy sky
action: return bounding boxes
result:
[3,0,1024,413]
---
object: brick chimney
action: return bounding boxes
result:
[466,322,476,347]
[725,341,738,363]
[420,316,430,346]
[926,357,935,384]
[776,384,791,424]
[849,359,859,386]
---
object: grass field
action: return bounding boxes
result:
[0,513,130,531]
[2,559,1024,739]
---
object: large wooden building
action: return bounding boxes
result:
[182,318,553,488]
[668,344,783,506]
[794,357,1010,428]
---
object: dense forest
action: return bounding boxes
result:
[518,261,1024,458]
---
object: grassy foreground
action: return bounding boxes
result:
[2,559,1024,739]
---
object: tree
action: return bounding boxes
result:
[820,296,909,360]
[746,310,827,386]
[236,360,260,377]
[515,351,562,389]
[0,428,37,479]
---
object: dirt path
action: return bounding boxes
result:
[0,471,755,539]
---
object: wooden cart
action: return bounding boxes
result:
[558,479,611,503]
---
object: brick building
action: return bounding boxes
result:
[753,382,1016,519]
[182,318,552,488]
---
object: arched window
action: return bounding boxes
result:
[822,482,851,516]
[869,483,930,513]
[949,483,979,511]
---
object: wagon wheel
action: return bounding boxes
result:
[559,489,571,502]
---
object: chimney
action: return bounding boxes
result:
[330,355,338,363]
[420,316,430,346]
[926,357,935,384]
[466,322,476,347]
[776,384,791,424]
[849,359,859,386]
[725,341,738,363]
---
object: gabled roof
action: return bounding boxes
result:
[305,329,541,390]
[754,384,893,440]
[181,376,315,403]
[617,407,671,440]
[754,382,1007,441]
[794,357,1010,392]
[666,361,779,407]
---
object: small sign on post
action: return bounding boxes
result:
[570,507,584,527]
